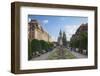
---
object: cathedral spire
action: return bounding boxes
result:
[58,29,63,45]
[59,29,62,37]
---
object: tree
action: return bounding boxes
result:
[70,38,78,48]
[79,32,87,49]
[48,42,54,48]
[31,39,41,53]
[70,32,87,50]
[39,40,49,51]
[62,31,67,46]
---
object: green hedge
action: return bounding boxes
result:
[28,39,54,59]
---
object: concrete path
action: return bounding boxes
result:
[67,49,88,58]
[31,48,57,60]
[31,47,87,60]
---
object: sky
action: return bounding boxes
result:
[28,15,88,41]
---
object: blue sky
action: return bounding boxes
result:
[28,15,88,41]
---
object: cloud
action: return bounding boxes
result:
[43,20,49,24]
[64,24,80,41]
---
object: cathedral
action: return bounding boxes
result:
[58,30,63,45]
[58,30,67,46]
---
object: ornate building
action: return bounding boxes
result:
[71,23,88,41]
[75,23,87,35]
[28,19,52,42]
[70,23,88,54]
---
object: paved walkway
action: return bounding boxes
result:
[67,49,88,58]
[31,47,87,60]
[31,48,57,60]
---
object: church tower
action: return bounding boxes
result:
[58,30,63,45]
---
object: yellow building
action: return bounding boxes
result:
[28,19,52,42]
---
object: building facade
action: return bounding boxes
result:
[71,23,88,41]
[70,23,88,54]
[28,19,52,42]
